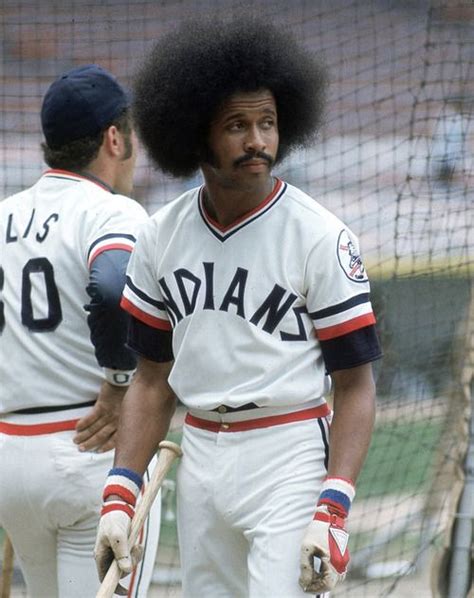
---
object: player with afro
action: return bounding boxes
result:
[95,12,381,597]
[132,13,328,177]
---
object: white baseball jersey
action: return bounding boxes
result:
[122,178,380,410]
[0,169,148,414]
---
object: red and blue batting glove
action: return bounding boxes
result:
[94,468,144,595]
[299,477,355,594]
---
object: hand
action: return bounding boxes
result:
[299,506,350,594]
[94,504,143,595]
[73,381,126,452]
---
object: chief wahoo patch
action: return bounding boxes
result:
[337,229,368,283]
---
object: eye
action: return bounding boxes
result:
[261,119,275,130]
[227,121,245,132]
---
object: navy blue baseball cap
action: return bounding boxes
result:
[41,64,130,147]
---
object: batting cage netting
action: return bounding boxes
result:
[1,1,473,596]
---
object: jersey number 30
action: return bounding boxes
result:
[0,258,63,333]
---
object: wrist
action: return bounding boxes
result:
[316,477,355,518]
[103,467,143,506]
[314,505,347,528]
[103,368,136,387]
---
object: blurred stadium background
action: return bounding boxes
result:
[1,0,473,596]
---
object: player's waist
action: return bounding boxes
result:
[186,399,330,432]
[0,400,96,435]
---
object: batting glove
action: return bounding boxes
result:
[94,468,143,595]
[299,477,355,594]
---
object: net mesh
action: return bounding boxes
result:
[1,1,473,596]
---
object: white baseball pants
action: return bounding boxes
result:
[177,402,331,598]
[0,416,161,598]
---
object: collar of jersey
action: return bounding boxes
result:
[43,169,115,193]
[198,178,286,241]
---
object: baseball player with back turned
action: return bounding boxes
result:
[95,14,382,598]
[0,65,160,597]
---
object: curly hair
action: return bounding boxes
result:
[41,109,132,171]
[133,14,328,178]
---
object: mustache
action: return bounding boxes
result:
[233,151,274,167]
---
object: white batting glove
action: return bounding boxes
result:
[299,505,350,593]
[299,477,355,594]
[94,468,144,595]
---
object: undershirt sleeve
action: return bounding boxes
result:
[126,316,174,362]
[85,249,137,370]
[319,324,382,373]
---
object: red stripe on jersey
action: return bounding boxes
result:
[316,313,376,341]
[44,169,111,191]
[201,178,283,232]
[88,243,133,266]
[0,419,79,436]
[120,297,172,330]
[185,404,331,433]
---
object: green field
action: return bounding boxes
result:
[357,418,443,499]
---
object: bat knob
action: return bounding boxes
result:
[158,440,183,458]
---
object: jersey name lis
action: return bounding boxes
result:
[159,262,309,342]
[5,209,59,244]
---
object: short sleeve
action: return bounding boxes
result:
[306,226,381,370]
[85,196,148,268]
[120,219,172,332]
[306,226,376,340]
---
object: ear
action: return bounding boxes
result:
[103,125,123,158]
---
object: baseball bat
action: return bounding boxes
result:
[1,534,14,598]
[96,440,183,598]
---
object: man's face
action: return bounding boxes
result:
[204,89,279,189]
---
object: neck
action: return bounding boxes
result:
[202,176,275,227]
[83,160,117,193]
[74,169,115,193]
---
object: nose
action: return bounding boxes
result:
[244,125,266,153]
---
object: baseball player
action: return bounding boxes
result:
[94,14,382,598]
[0,65,161,597]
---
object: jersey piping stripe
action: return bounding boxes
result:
[317,418,330,471]
[201,178,283,232]
[121,297,172,330]
[316,313,376,340]
[198,179,287,241]
[124,276,167,311]
[87,233,136,261]
[88,243,133,267]
[309,293,371,320]
[43,169,113,192]
[0,419,79,435]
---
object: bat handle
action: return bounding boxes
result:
[96,441,182,598]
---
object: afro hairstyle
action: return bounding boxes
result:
[133,13,328,178]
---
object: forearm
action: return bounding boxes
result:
[327,363,376,483]
[113,359,176,475]
[300,363,376,594]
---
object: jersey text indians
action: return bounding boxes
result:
[155,261,310,341]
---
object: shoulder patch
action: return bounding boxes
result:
[337,229,368,283]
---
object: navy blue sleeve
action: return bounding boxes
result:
[84,249,137,370]
[127,316,174,363]
[320,325,382,373]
